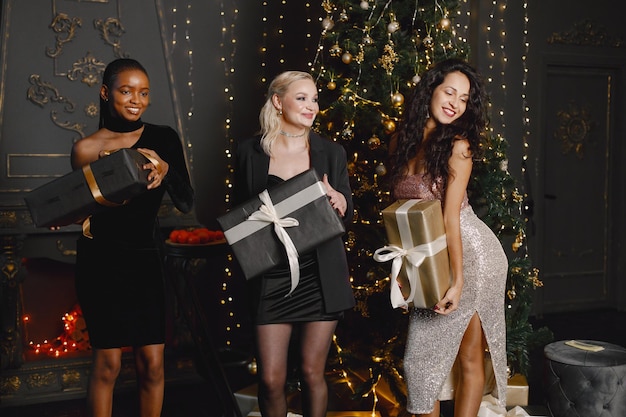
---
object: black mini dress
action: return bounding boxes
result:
[248,175,343,325]
[74,124,193,349]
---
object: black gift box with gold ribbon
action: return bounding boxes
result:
[24,149,150,228]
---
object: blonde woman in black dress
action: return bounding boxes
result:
[234,71,354,417]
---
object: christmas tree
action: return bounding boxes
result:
[306,0,551,412]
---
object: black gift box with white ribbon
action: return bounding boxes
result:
[217,168,345,290]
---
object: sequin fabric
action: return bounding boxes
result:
[394,173,508,414]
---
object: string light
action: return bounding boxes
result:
[25,306,89,357]
[169,2,195,168]
[278,0,286,65]
[455,0,470,44]
[483,0,508,144]
[260,0,269,81]
[521,0,531,195]
[219,0,240,347]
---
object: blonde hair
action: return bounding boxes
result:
[259,71,315,155]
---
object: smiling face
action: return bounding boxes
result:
[428,71,470,126]
[101,68,150,122]
[274,78,319,133]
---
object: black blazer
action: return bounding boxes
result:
[234,132,355,313]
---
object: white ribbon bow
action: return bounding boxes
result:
[247,190,300,296]
[373,234,447,309]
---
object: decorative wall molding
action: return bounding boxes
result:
[554,101,595,159]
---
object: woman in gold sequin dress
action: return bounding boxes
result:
[388,59,508,417]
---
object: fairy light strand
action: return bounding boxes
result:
[261,1,269,84]
[220,0,239,347]
[184,3,195,165]
[521,0,530,170]
[169,3,195,166]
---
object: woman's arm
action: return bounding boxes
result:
[436,138,472,314]
[157,127,194,213]
[70,136,101,170]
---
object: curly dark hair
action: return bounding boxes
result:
[388,58,488,195]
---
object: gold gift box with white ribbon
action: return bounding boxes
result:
[376,199,451,309]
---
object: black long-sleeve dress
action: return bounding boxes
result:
[75,123,194,349]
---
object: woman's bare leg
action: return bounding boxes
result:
[87,348,122,417]
[134,344,165,417]
[454,313,486,417]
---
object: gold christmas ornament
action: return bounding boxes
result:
[412,74,421,84]
[363,34,373,45]
[530,268,543,288]
[360,1,369,10]
[341,52,353,64]
[387,20,400,34]
[375,163,387,176]
[512,234,524,252]
[507,288,517,300]
[347,161,356,175]
[247,358,258,375]
[391,92,405,107]
[322,17,334,31]
[423,36,434,48]
[440,17,451,29]
[346,230,356,249]
[368,135,381,149]
[379,43,399,75]
[383,118,396,134]
[339,10,349,22]
[327,80,337,90]
[329,43,342,57]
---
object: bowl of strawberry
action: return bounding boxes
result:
[166,227,226,246]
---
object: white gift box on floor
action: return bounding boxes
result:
[234,384,259,417]
[479,395,524,417]
[236,383,381,417]
[248,412,381,417]
[479,394,548,417]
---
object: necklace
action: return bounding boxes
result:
[279,129,306,138]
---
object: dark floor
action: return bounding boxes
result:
[2,308,625,417]
[0,360,256,417]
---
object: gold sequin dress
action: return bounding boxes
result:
[394,173,508,414]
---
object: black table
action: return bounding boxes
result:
[164,240,243,417]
